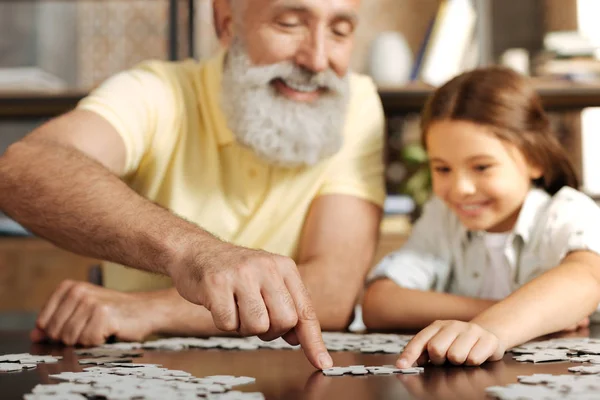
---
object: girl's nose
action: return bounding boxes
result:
[452,174,476,196]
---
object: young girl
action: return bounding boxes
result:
[362,66,600,368]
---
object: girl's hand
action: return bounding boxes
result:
[563,317,590,332]
[396,320,506,368]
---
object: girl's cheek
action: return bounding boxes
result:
[432,181,446,198]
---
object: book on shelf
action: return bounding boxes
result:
[535,31,600,83]
[383,194,415,215]
[381,194,414,236]
[381,214,411,236]
[535,57,600,82]
[413,0,477,86]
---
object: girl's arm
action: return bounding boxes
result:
[473,251,600,347]
[396,250,600,368]
[362,196,461,330]
[362,279,497,330]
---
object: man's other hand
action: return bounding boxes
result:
[31,280,154,346]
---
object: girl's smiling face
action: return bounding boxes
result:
[426,120,543,233]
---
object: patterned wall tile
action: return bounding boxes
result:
[77,0,168,88]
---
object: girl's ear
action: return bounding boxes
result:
[528,163,543,180]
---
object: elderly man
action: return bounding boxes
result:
[0,0,384,369]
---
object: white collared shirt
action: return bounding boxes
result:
[479,231,512,300]
[369,187,600,319]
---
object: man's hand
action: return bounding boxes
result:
[396,320,506,368]
[31,280,155,346]
[169,242,333,370]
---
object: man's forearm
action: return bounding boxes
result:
[0,139,212,275]
[362,279,496,331]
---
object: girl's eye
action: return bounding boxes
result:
[433,166,450,174]
[474,165,491,172]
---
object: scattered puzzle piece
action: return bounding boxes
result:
[0,353,61,364]
[74,348,143,358]
[78,357,133,365]
[568,365,600,375]
[486,383,558,400]
[513,350,571,363]
[24,394,87,400]
[32,364,261,399]
[322,364,424,376]
[0,362,36,372]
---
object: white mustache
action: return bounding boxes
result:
[230,53,347,95]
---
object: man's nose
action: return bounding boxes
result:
[296,27,328,73]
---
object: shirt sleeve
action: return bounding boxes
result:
[544,188,600,262]
[317,75,386,207]
[76,61,178,177]
[537,188,600,317]
[367,196,452,290]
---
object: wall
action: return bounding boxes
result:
[544,0,578,31]
[0,3,36,68]
[36,1,78,87]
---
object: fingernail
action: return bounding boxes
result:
[319,353,333,369]
[396,358,409,369]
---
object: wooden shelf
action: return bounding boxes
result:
[380,80,600,116]
[0,91,86,119]
[3,81,600,120]
[379,84,435,115]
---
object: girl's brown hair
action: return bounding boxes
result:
[420,66,579,195]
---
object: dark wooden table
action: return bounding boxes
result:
[2,327,599,400]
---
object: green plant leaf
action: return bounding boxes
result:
[401,144,428,164]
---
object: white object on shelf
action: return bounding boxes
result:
[581,107,600,196]
[544,31,596,57]
[500,48,530,76]
[384,195,416,215]
[578,0,600,58]
[368,31,413,86]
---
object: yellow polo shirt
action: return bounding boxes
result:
[77,51,385,292]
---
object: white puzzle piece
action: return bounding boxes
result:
[322,364,424,376]
[0,362,36,372]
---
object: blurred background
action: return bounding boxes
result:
[1,0,600,329]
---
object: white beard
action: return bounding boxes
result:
[220,40,351,167]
